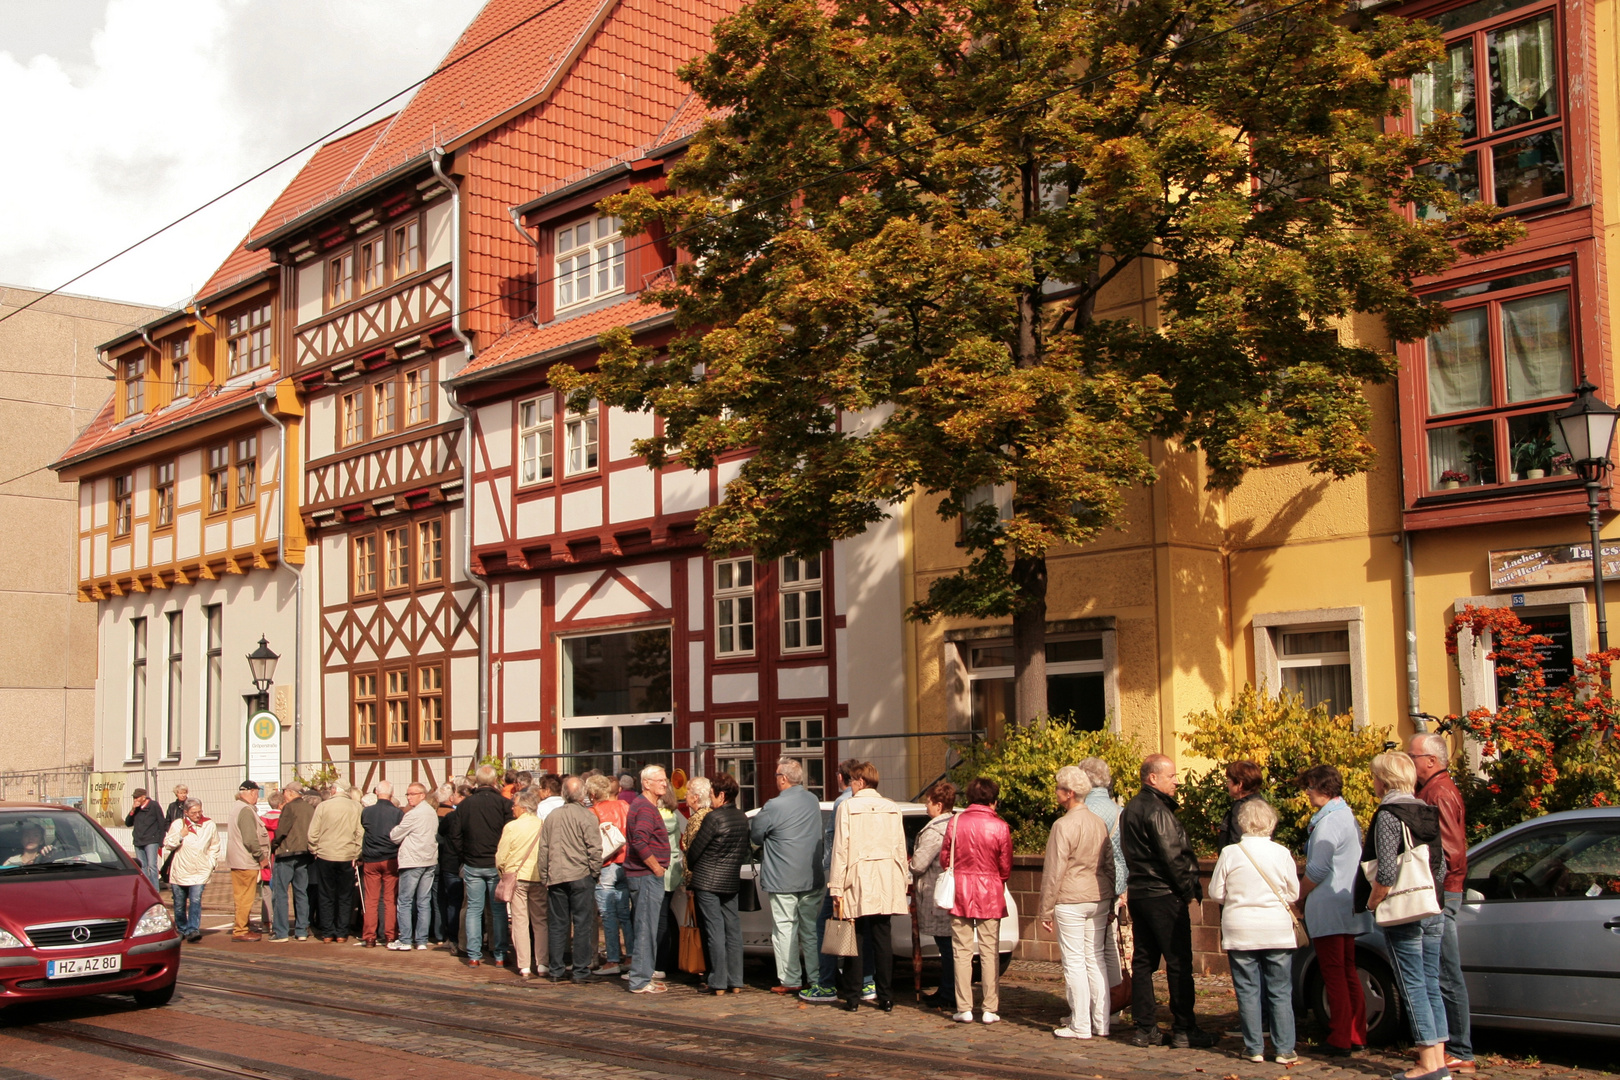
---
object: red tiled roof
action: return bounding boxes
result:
[454,296,669,381]
[52,371,281,473]
[196,116,395,301]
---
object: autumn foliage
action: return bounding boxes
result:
[1445,605,1620,841]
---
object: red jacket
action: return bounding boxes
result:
[1417,770,1467,893]
[939,805,1013,919]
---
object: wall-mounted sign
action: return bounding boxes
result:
[246,710,281,802]
[85,773,128,829]
[1489,541,1620,590]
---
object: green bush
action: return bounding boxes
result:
[951,721,1146,854]
[1179,685,1391,855]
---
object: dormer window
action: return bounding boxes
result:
[121,356,145,418]
[555,215,624,310]
[169,338,191,399]
[226,302,272,377]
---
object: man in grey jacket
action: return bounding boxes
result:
[538,776,599,983]
[750,758,826,994]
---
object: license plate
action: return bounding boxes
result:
[46,954,122,979]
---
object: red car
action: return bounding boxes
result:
[0,802,180,1008]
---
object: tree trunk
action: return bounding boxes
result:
[1012,553,1048,724]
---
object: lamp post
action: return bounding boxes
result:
[1555,381,1620,651]
[246,636,280,714]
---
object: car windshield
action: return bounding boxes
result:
[0,810,132,876]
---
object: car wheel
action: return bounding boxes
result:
[1310,953,1402,1047]
[132,980,176,1008]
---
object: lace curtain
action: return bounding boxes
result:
[1502,290,1571,402]
[1414,42,1476,135]
[1427,306,1491,414]
[1492,15,1557,119]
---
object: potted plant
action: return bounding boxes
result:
[1514,431,1557,479]
[1553,452,1575,476]
[1438,469,1469,490]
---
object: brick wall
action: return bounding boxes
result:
[1009,855,1233,975]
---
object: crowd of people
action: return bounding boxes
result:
[132,731,1472,1080]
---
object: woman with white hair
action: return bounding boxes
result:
[1037,765,1115,1039]
[161,799,219,943]
[1208,796,1299,1065]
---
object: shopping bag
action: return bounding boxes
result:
[679,894,707,974]
[821,917,859,956]
[1362,821,1442,927]
[1109,918,1133,1013]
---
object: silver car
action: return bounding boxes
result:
[1294,807,1620,1042]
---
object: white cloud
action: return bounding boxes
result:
[0,0,486,309]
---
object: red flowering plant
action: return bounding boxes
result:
[1445,605,1620,841]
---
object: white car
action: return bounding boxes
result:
[728,801,1019,971]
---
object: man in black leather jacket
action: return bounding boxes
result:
[1120,754,1214,1048]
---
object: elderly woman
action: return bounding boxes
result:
[586,773,632,974]
[164,785,190,827]
[1208,797,1299,1065]
[910,780,958,1009]
[828,761,909,1013]
[655,780,687,977]
[1359,752,1449,1080]
[680,775,714,884]
[1216,760,1266,849]
[161,799,220,943]
[1077,756,1127,994]
[1297,764,1370,1055]
[687,772,751,993]
[1037,766,1115,1039]
[496,787,546,977]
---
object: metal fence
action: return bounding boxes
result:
[0,766,92,806]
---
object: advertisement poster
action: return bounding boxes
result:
[85,772,128,829]
[1488,541,1620,590]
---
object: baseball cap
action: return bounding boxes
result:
[238,780,261,791]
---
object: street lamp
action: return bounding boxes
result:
[1555,381,1620,650]
[246,636,279,713]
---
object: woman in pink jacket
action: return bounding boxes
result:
[939,777,1013,1023]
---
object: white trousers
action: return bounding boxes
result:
[1054,901,1110,1037]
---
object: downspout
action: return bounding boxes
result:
[432,146,491,764]
[508,207,545,318]
[257,390,304,772]
[1403,530,1427,733]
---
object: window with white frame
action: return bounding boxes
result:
[518,395,555,484]
[780,554,824,652]
[714,558,755,657]
[164,611,183,760]
[554,215,625,310]
[715,719,757,812]
[963,636,1107,737]
[129,617,147,761]
[564,398,599,476]
[1275,626,1354,717]
[203,604,222,758]
[781,716,826,798]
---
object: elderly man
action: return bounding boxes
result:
[225,781,270,941]
[1411,732,1474,1075]
[390,782,439,950]
[624,764,672,994]
[360,781,403,947]
[308,781,364,943]
[539,775,600,983]
[1121,754,1213,1048]
[125,788,167,890]
[750,757,825,995]
[453,765,513,967]
[270,781,314,941]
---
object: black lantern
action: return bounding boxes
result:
[1554,382,1619,652]
[247,636,279,706]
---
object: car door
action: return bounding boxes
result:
[1458,816,1620,1027]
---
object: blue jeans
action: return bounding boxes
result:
[816,890,875,988]
[137,843,161,891]
[1386,913,1449,1048]
[461,866,508,962]
[596,863,632,962]
[695,889,744,990]
[627,873,666,990]
[171,883,204,937]
[1440,892,1474,1060]
[397,866,436,946]
[270,853,311,939]
[1228,949,1296,1058]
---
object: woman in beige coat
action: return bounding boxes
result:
[495,788,546,977]
[1037,766,1116,1040]
[827,762,910,1013]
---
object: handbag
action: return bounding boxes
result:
[679,893,707,974]
[821,916,859,956]
[737,861,762,912]
[495,825,543,904]
[600,821,626,864]
[1362,820,1443,927]
[1235,841,1309,948]
[933,813,958,910]
[1108,915,1133,1013]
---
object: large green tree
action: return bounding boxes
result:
[556,0,1519,722]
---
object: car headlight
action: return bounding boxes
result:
[132,903,174,937]
[0,928,25,948]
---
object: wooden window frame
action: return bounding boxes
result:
[554,214,626,311]
[328,251,355,309]
[113,473,134,536]
[518,395,556,486]
[404,365,434,427]
[564,398,599,477]
[418,664,444,747]
[354,672,379,750]
[359,234,387,294]
[372,379,397,438]
[340,389,366,448]
[384,524,411,592]
[326,210,429,316]
[384,667,411,749]
[393,219,422,279]
[714,557,756,658]
[153,461,176,529]
[234,435,258,508]
[779,554,825,654]
[417,518,443,584]
[225,301,272,378]
[206,446,229,516]
[353,533,378,596]
[120,355,146,419]
[169,337,191,400]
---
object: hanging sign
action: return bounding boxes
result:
[1488,541,1620,590]
[246,709,281,802]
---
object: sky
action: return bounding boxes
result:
[0,0,487,310]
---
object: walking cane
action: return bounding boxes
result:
[909,884,922,1000]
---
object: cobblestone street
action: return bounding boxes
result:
[1,933,1615,1080]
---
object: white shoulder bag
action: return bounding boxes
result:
[933,814,958,910]
[1361,819,1442,927]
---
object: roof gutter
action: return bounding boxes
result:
[256,388,304,773]
[50,385,264,476]
[508,207,545,318]
[247,154,437,252]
